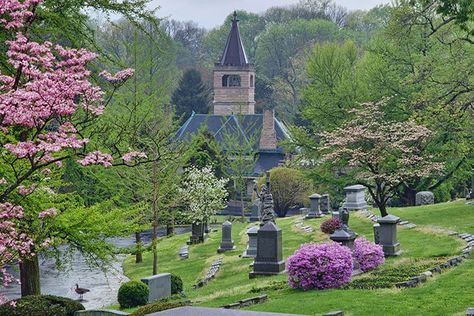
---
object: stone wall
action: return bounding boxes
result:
[213,65,255,115]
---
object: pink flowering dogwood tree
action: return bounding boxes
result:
[0,0,145,298]
[318,100,444,217]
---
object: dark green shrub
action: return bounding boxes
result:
[131,301,188,316]
[170,274,183,294]
[0,295,84,316]
[118,280,149,308]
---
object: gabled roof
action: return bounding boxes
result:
[219,12,249,66]
[176,113,290,154]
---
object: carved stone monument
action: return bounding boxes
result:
[187,222,206,245]
[218,221,236,253]
[250,201,261,222]
[376,214,401,256]
[342,185,368,211]
[330,208,360,273]
[415,191,434,206]
[306,193,324,219]
[320,194,330,214]
[249,221,285,278]
[242,226,258,258]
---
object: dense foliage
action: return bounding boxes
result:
[320,217,342,234]
[353,237,385,272]
[171,273,184,294]
[0,295,84,316]
[131,300,188,316]
[287,242,353,290]
[118,280,149,308]
[172,69,210,121]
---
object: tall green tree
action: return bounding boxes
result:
[172,69,210,121]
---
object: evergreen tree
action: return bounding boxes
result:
[172,69,210,120]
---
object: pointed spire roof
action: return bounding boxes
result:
[219,11,249,66]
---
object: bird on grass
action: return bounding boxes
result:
[75,283,90,301]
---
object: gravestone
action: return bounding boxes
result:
[306,193,323,219]
[242,226,258,258]
[330,208,359,273]
[415,191,434,205]
[377,214,401,256]
[141,273,171,303]
[342,185,368,211]
[249,201,261,222]
[187,222,206,244]
[320,194,330,214]
[218,221,236,253]
[249,221,285,278]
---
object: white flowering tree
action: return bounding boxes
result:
[179,166,228,227]
[318,100,444,217]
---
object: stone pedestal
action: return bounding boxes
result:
[242,226,258,258]
[415,191,434,205]
[330,229,357,251]
[330,228,360,272]
[249,201,261,222]
[373,223,381,244]
[377,214,401,256]
[320,194,330,214]
[342,185,368,211]
[141,273,171,303]
[306,193,323,219]
[218,221,236,253]
[249,222,285,278]
[187,222,207,245]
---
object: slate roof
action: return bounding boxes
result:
[175,113,290,176]
[176,113,290,153]
[219,12,249,66]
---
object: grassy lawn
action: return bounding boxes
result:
[119,200,474,315]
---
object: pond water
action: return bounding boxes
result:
[0,226,190,309]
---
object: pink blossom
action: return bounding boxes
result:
[38,208,57,219]
[99,68,135,84]
[354,237,385,272]
[0,0,42,29]
[0,178,6,185]
[77,151,113,167]
[17,185,35,196]
[122,151,147,162]
[287,242,353,290]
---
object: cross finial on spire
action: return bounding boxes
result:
[233,11,238,21]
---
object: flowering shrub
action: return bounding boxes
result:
[287,242,353,290]
[320,217,342,234]
[354,237,385,272]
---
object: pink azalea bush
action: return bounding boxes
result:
[320,217,342,234]
[354,237,385,272]
[287,242,353,290]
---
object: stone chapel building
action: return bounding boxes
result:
[176,12,291,195]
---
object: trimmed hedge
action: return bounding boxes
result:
[170,274,183,294]
[117,281,149,308]
[131,301,187,316]
[0,295,84,316]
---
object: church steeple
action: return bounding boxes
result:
[219,11,248,66]
[213,11,255,115]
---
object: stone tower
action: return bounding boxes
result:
[213,12,255,115]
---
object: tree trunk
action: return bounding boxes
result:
[152,223,158,275]
[20,256,40,296]
[135,232,143,264]
[152,161,159,275]
[402,186,417,206]
[379,203,388,218]
[240,191,245,222]
[166,223,174,236]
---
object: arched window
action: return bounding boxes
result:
[222,74,241,87]
[250,75,254,88]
